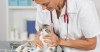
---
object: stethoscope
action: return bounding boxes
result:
[50,0,68,51]
[50,1,69,23]
[50,0,69,39]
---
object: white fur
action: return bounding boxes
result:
[15,43,33,52]
[15,29,55,52]
[15,45,24,52]
[34,29,55,52]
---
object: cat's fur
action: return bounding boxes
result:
[34,24,55,52]
[15,24,55,52]
[15,42,34,52]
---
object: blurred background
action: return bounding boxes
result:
[0,0,100,41]
[0,0,100,52]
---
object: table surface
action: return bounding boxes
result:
[0,41,33,52]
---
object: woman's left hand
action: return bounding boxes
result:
[43,33,60,47]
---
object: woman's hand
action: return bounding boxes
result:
[33,32,43,48]
[43,33,60,47]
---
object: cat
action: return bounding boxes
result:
[15,24,55,52]
[15,42,34,52]
[34,24,56,52]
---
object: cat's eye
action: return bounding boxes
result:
[39,29,42,31]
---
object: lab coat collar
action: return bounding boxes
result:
[60,0,78,17]
[60,0,71,17]
[60,4,66,17]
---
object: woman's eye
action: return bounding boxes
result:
[42,2,49,6]
[42,3,47,6]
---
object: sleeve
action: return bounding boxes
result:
[35,4,43,32]
[78,0,100,38]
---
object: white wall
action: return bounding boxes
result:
[0,0,7,41]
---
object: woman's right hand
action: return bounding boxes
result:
[33,32,43,48]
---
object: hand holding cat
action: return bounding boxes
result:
[43,33,60,47]
[33,32,43,48]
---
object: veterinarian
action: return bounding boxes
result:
[33,0,100,52]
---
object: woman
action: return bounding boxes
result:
[33,0,100,52]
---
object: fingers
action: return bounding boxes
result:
[44,40,53,47]
[43,33,60,47]
[44,39,57,47]
[47,44,53,47]
[33,41,43,48]
[44,39,52,44]
[33,42,37,48]
[35,32,41,36]
[33,37,43,48]
[37,42,43,48]
[46,42,56,47]
[43,36,52,40]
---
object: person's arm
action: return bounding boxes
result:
[35,32,41,36]
[33,32,43,48]
[59,37,97,50]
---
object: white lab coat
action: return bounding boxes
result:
[35,0,100,52]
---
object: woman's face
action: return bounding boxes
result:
[35,0,57,11]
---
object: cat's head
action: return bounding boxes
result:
[39,24,53,33]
